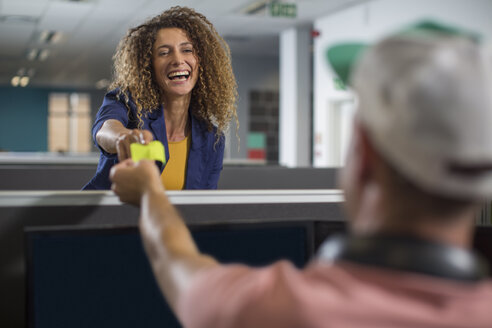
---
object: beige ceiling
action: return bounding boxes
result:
[0,0,369,88]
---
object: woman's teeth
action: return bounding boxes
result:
[168,71,190,80]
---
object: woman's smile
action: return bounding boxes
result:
[152,27,199,99]
[167,70,191,82]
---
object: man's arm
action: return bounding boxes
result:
[139,186,218,313]
[110,160,218,313]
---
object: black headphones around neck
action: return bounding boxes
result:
[317,234,489,281]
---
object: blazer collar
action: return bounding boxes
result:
[185,112,208,188]
[148,106,169,170]
[147,105,208,184]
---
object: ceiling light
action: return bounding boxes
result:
[26,49,49,61]
[11,76,20,87]
[39,31,50,42]
[27,49,39,61]
[50,32,63,44]
[39,49,50,61]
[39,30,63,44]
[20,76,30,87]
[242,0,269,15]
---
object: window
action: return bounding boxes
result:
[48,93,91,153]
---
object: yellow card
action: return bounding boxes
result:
[130,140,166,164]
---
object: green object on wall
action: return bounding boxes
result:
[248,132,266,149]
[326,43,366,86]
[333,77,347,91]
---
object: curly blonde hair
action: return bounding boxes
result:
[110,6,238,139]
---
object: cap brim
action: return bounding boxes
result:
[396,20,481,42]
[325,20,481,87]
[326,43,366,86]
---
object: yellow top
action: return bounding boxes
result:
[161,136,191,190]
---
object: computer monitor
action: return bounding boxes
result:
[26,222,313,328]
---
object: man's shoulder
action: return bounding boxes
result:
[178,261,307,328]
[179,260,492,328]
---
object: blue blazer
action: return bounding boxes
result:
[83,90,225,190]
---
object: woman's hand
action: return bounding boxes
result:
[115,129,154,162]
[96,119,154,162]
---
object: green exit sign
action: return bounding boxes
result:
[270,2,297,18]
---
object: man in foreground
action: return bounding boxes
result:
[110,25,492,327]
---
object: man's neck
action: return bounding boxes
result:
[366,219,474,248]
[351,200,477,249]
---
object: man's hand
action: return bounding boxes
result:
[110,159,163,206]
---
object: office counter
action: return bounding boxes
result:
[2,188,490,327]
[0,189,344,223]
[0,152,339,190]
[0,165,340,190]
[0,189,345,327]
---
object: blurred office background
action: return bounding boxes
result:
[1,0,491,167]
[2,2,492,326]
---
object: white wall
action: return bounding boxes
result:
[279,26,311,167]
[313,0,492,167]
[228,54,279,160]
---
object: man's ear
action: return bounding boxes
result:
[352,119,376,184]
[338,118,378,223]
[339,118,373,194]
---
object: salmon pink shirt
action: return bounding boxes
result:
[178,260,492,328]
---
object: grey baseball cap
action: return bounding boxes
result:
[328,21,492,199]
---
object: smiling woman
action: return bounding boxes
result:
[82,6,238,191]
[152,28,199,103]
